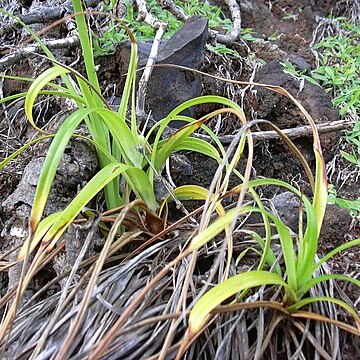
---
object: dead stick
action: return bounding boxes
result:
[0,36,79,71]
[0,0,99,35]
[135,0,167,28]
[156,0,242,44]
[155,0,189,22]
[215,0,242,44]
[136,22,167,119]
[187,120,352,145]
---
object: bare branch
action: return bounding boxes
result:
[213,0,242,44]
[0,0,99,36]
[136,22,168,119]
[155,0,241,44]
[251,120,351,142]
[135,0,168,28]
[168,120,352,145]
[155,0,189,22]
[0,36,80,71]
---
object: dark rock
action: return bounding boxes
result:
[54,140,98,193]
[250,39,287,63]
[170,153,193,178]
[271,191,301,232]
[2,157,44,213]
[119,41,159,70]
[249,59,340,161]
[286,54,310,70]
[146,15,208,126]
[241,1,331,60]
[1,139,98,298]
[99,16,208,126]
[2,140,97,216]
[156,15,208,67]
[319,204,353,251]
[96,41,158,105]
[270,193,353,246]
[270,194,353,246]
[240,0,273,25]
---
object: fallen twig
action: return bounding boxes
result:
[155,0,189,22]
[0,36,80,71]
[167,120,352,145]
[136,22,168,119]
[135,0,167,28]
[214,0,242,44]
[156,0,241,43]
[0,0,99,35]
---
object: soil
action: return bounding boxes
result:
[0,0,359,359]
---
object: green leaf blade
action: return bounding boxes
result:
[189,271,295,334]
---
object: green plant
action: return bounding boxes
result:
[177,0,232,30]
[282,10,299,21]
[282,18,360,169]
[94,0,182,56]
[328,184,360,217]
[312,18,360,117]
[206,43,239,57]
[0,0,237,342]
[283,18,360,115]
[1,3,360,358]
[80,72,360,358]
[174,83,360,356]
[282,59,321,87]
[340,121,360,165]
[268,32,282,41]
[309,18,360,217]
[239,27,257,42]
[0,4,233,253]
[94,0,253,57]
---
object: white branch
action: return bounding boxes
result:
[135,0,168,29]
[156,0,242,44]
[167,120,352,145]
[136,22,168,119]
[212,0,242,44]
[155,0,189,22]
[0,36,80,71]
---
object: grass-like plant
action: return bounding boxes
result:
[175,88,360,357]
[84,71,360,358]
[0,2,230,254]
[0,0,229,342]
[312,17,360,117]
[1,2,359,358]
[171,83,360,357]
